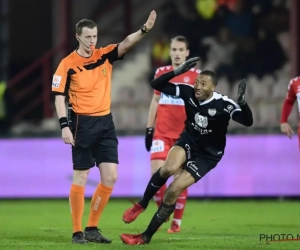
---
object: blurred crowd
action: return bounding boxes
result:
[149,0,289,86]
[0,0,293,137]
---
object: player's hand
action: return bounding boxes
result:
[144,10,157,31]
[174,57,200,76]
[145,127,154,152]
[62,127,75,146]
[237,79,247,106]
[280,123,294,139]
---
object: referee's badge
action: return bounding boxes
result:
[208,109,216,116]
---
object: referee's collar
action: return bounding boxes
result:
[75,47,94,58]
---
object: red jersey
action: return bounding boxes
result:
[154,65,200,139]
[280,76,300,148]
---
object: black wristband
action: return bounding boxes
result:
[146,127,154,134]
[141,25,149,34]
[59,117,69,129]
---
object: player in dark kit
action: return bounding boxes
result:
[120,57,253,245]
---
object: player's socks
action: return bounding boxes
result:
[69,184,85,233]
[142,202,176,241]
[173,188,188,223]
[153,184,167,207]
[139,168,169,208]
[86,184,113,227]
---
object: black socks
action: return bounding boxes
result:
[138,168,169,208]
[142,202,176,241]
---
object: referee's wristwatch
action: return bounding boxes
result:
[140,25,149,34]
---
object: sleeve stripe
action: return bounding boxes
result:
[230,109,241,118]
[176,85,180,97]
[173,82,194,88]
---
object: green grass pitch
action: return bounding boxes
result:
[0,199,299,249]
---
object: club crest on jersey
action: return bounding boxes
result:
[208,109,216,116]
[102,68,106,77]
[195,113,208,128]
[184,76,190,83]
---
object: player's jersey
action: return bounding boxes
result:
[286,77,300,109]
[51,44,122,116]
[176,85,241,158]
[285,77,300,146]
[154,66,200,139]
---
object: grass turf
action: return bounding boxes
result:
[0,199,299,249]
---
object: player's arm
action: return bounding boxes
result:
[150,57,200,98]
[51,60,74,146]
[232,103,253,127]
[117,11,156,57]
[147,93,160,127]
[280,80,296,138]
[145,93,160,151]
[55,95,67,119]
[231,79,253,127]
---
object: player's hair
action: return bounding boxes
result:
[170,35,189,49]
[200,70,218,86]
[76,19,97,35]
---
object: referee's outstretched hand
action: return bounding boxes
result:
[144,10,157,31]
[237,79,247,106]
[174,57,200,76]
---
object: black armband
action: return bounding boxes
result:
[59,117,69,129]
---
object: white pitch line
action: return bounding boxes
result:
[167,236,230,240]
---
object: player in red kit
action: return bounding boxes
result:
[280,76,300,148]
[122,36,200,233]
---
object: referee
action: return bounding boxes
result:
[51,11,157,244]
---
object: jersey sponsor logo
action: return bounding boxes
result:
[208,108,216,116]
[187,161,198,171]
[195,113,208,128]
[185,144,191,159]
[224,105,234,113]
[159,93,185,106]
[151,140,164,153]
[52,75,62,88]
[227,105,233,111]
[186,161,201,178]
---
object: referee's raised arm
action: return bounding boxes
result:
[117,10,157,57]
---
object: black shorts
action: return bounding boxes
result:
[71,113,118,170]
[174,131,221,183]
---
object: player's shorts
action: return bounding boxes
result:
[71,113,118,170]
[150,136,178,161]
[174,131,221,183]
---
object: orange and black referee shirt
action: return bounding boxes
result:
[51,44,123,116]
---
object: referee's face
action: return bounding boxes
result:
[169,41,189,67]
[78,27,98,52]
[194,75,215,101]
